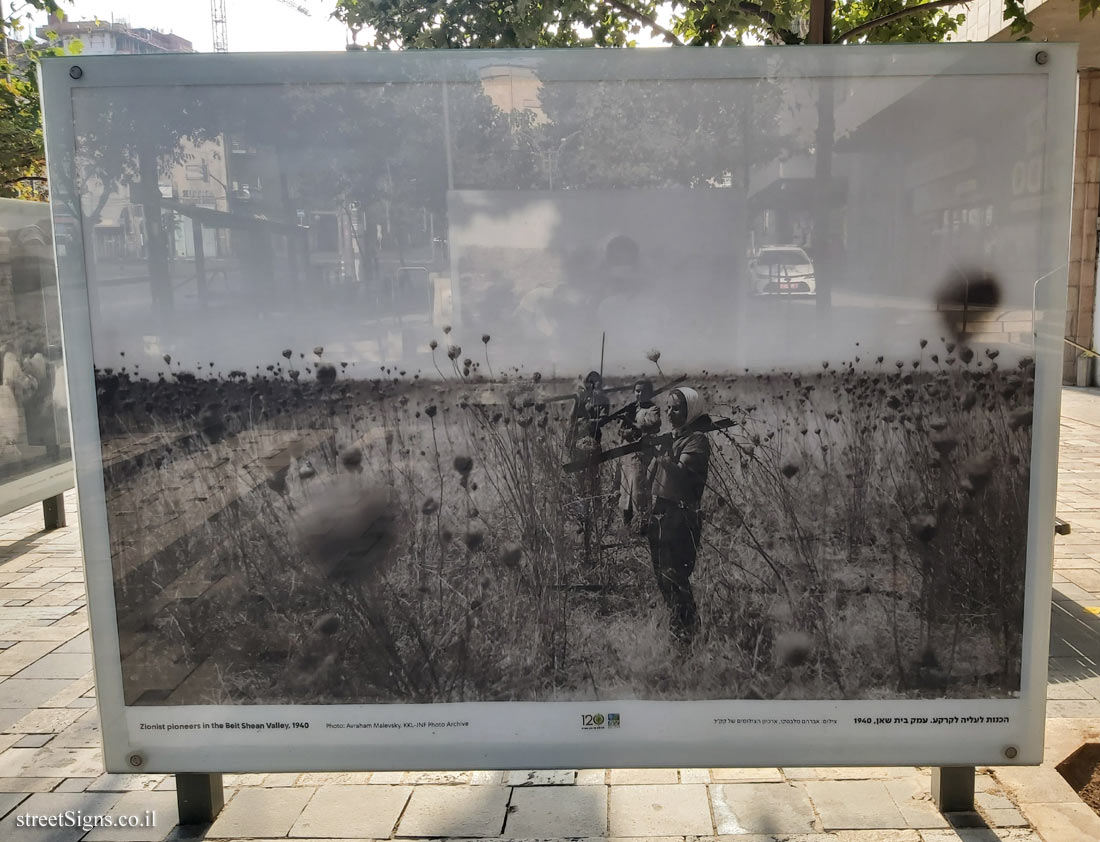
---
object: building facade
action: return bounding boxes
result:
[38,15,193,55]
[955,1,1100,383]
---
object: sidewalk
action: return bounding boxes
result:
[0,389,1099,842]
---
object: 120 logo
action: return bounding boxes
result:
[581,713,619,730]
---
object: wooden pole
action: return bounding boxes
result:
[808,0,834,44]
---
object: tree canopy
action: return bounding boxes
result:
[332,0,1093,48]
[1,1,79,199]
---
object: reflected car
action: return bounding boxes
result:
[748,246,816,296]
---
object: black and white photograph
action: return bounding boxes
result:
[0,198,71,508]
[60,56,1055,708]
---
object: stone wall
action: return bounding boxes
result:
[1066,71,1100,384]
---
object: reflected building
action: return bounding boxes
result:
[952,3,1100,382]
[37,14,193,55]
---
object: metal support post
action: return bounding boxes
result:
[42,494,66,530]
[176,773,224,824]
[932,766,975,813]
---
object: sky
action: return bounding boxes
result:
[35,0,352,53]
[34,0,677,53]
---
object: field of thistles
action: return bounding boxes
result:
[95,336,1034,705]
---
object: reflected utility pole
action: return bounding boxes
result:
[809,0,834,313]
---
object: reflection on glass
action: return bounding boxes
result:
[63,55,1059,706]
[0,198,70,500]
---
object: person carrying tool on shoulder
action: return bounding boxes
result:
[647,387,712,644]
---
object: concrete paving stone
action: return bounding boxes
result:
[261,772,301,787]
[1077,673,1100,699]
[207,785,315,838]
[503,784,607,837]
[974,792,1015,812]
[991,764,1080,803]
[1046,698,1100,716]
[980,808,1028,827]
[804,780,907,830]
[296,772,374,786]
[396,785,510,838]
[576,769,607,785]
[0,791,29,819]
[711,783,817,835]
[884,777,951,830]
[469,771,502,785]
[1019,801,1100,840]
[29,593,86,608]
[39,674,95,708]
[1044,717,1100,763]
[1061,567,1100,591]
[0,589,52,600]
[0,777,63,792]
[0,706,32,730]
[679,769,711,783]
[0,606,79,623]
[406,771,472,785]
[6,706,85,734]
[17,745,103,777]
[51,708,99,747]
[16,653,93,681]
[8,569,71,589]
[0,626,83,643]
[82,790,178,841]
[15,734,53,748]
[152,779,176,791]
[0,747,37,775]
[1046,678,1094,699]
[368,771,407,784]
[219,773,265,787]
[784,767,894,780]
[608,784,712,837]
[711,768,785,783]
[54,778,94,793]
[696,836,837,842]
[0,679,72,709]
[0,790,123,842]
[67,697,96,708]
[504,770,576,786]
[834,832,921,842]
[920,829,1044,841]
[608,768,679,785]
[0,732,18,751]
[289,783,411,837]
[1053,584,1095,602]
[86,775,165,792]
[53,632,90,655]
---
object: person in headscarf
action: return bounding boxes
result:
[618,379,661,530]
[647,386,712,643]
